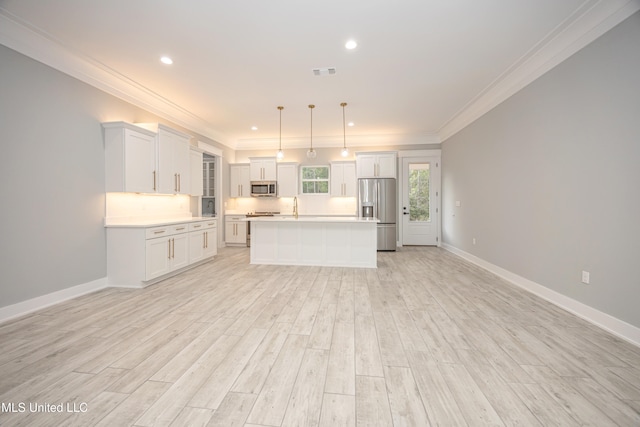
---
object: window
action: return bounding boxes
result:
[409,163,430,222]
[301,165,329,194]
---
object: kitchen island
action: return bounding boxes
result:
[248,216,378,268]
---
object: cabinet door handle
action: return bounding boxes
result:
[176,227,185,231]
[168,239,171,259]
[193,224,201,228]
[203,233,206,249]
[154,230,165,234]
[172,238,175,259]
[178,174,181,192]
[153,170,157,191]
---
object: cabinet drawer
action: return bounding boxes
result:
[145,224,188,239]
[189,220,217,231]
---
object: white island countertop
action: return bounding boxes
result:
[249,215,378,268]
[244,216,378,223]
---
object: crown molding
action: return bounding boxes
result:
[3,2,638,148]
[0,8,232,148]
[438,0,640,141]
[234,133,441,150]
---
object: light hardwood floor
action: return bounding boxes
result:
[1,247,639,426]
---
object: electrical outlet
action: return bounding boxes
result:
[581,271,590,284]
[472,238,476,245]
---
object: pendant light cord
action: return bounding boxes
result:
[278,106,283,150]
[341,102,347,150]
[309,104,314,150]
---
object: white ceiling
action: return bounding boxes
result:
[1,1,638,149]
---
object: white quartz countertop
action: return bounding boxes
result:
[245,216,379,223]
[105,216,217,228]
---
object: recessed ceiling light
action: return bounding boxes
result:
[348,122,355,127]
[345,40,357,50]
[160,56,173,65]
[251,126,258,131]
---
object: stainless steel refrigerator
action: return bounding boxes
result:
[358,178,397,251]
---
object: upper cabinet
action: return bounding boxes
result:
[277,163,298,197]
[356,152,397,178]
[190,149,204,196]
[103,122,158,193]
[250,157,277,181]
[150,124,192,194]
[230,164,250,198]
[103,122,193,195]
[330,162,357,197]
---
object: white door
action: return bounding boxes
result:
[401,157,440,246]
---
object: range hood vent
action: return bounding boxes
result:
[312,67,336,76]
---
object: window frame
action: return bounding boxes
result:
[300,164,330,195]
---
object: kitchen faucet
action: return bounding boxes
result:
[293,196,298,219]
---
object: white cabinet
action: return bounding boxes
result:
[103,122,158,193]
[250,157,277,181]
[103,122,193,195]
[155,125,191,194]
[225,215,247,245]
[145,224,189,281]
[356,152,397,178]
[189,219,217,264]
[230,164,250,198]
[190,149,204,196]
[277,163,298,197]
[330,162,357,197]
[106,219,218,288]
[202,158,215,197]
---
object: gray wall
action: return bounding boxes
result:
[0,44,226,308]
[441,12,640,327]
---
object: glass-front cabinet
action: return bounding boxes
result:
[202,154,216,216]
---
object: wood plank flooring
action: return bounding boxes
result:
[1,246,639,426]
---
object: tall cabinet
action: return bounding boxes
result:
[230,164,251,198]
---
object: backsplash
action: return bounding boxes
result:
[106,193,192,220]
[227,195,357,216]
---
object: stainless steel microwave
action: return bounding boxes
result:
[250,181,277,197]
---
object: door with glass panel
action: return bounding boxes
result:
[401,157,440,245]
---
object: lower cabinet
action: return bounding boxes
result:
[106,218,217,288]
[145,231,189,280]
[225,215,247,245]
[188,220,218,264]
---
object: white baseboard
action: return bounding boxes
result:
[442,243,640,348]
[0,277,108,324]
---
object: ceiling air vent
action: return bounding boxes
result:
[313,67,336,76]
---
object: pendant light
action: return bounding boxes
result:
[340,102,349,157]
[276,106,284,159]
[307,104,317,159]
